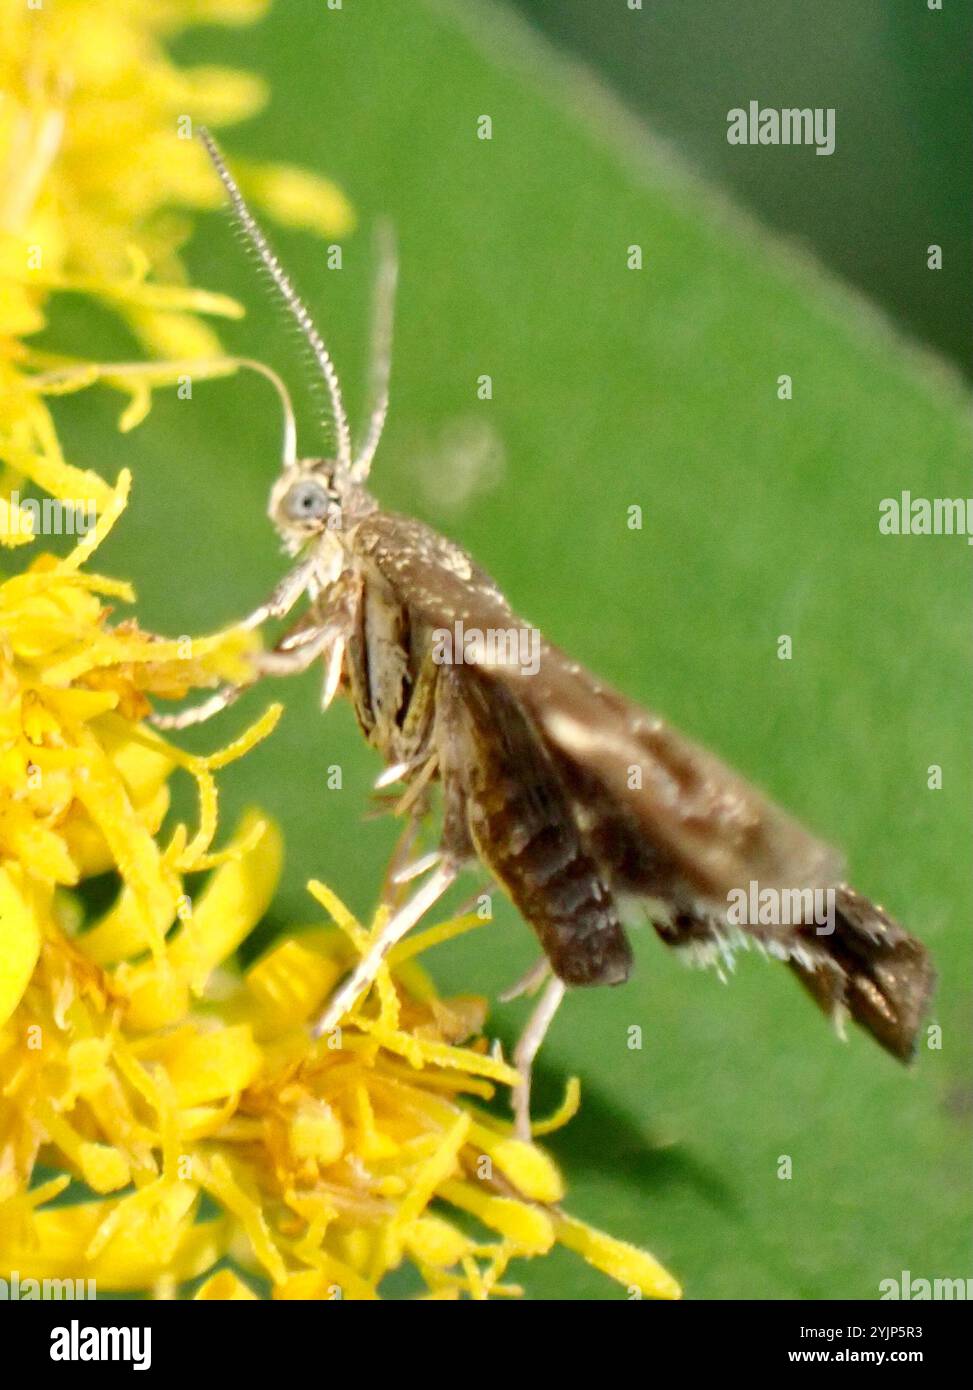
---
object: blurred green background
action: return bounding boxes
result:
[513,0,973,376]
[43,0,970,1298]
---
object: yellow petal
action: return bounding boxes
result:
[79,1142,132,1194]
[2,1194,228,1291]
[553,1213,682,1300]
[529,1075,582,1137]
[165,1025,262,1107]
[273,1266,377,1301]
[484,1136,565,1204]
[440,1180,554,1256]
[119,960,191,1032]
[289,1098,345,1165]
[0,866,43,1026]
[79,877,179,968]
[245,937,344,1029]
[125,308,228,364]
[168,811,282,991]
[242,160,355,239]
[403,1215,474,1269]
[201,1155,287,1286]
[194,1270,258,1300]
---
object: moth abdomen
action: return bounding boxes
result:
[439,666,633,987]
[481,779,632,986]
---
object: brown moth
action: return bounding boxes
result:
[155,130,934,1136]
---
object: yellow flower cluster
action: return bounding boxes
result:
[0,0,681,1300]
[1,0,353,546]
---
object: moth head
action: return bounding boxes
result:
[269,459,344,550]
[269,459,379,555]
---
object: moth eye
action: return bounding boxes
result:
[284,479,331,522]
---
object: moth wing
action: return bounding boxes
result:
[354,511,519,630]
[354,511,844,904]
[509,643,844,905]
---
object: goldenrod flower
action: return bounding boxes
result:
[1,0,353,544]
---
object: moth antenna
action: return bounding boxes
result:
[350,219,398,483]
[26,355,296,470]
[197,126,352,470]
[232,357,297,469]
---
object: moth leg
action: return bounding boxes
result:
[153,572,361,730]
[149,614,335,730]
[380,811,445,904]
[512,974,567,1142]
[391,752,439,820]
[255,633,333,676]
[380,815,425,904]
[239,554,318,631]
[312,860,459,1038]
[150,684,245,730]
[392,848,443,886]
[499,955,551,1004]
